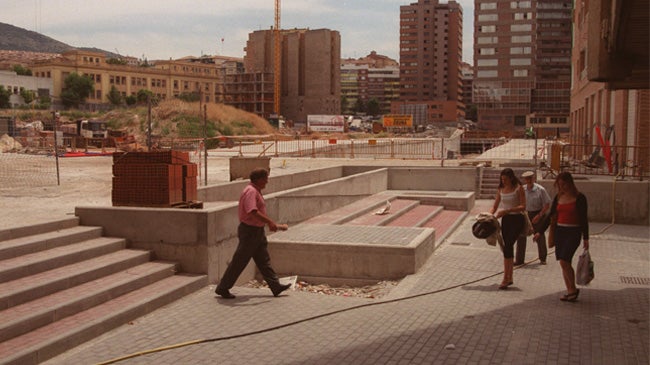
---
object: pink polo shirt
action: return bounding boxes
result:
[238,183,266,227]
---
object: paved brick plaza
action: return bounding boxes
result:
[44,200,649,365]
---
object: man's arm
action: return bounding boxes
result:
[251,210,287,231]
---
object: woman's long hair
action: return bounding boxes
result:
[555,171,579,196]
[498,168,521,189]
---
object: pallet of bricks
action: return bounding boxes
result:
[112,151,199,207]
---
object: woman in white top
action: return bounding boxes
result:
[489,168,526,290]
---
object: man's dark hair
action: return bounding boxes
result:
[249,168,269,182]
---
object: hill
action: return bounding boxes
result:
[0,22,117,57]
[0,22,73,53]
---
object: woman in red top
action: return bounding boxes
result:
[538,172,589,302]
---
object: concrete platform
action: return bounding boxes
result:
[268,191,472,285]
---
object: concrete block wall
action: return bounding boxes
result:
[539,178,649,225]
[76,167,390,283]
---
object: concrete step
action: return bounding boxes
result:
[0,217,80,242]
[0,261,179,342]
[304,194,392,225]
[0,225,104,261]
[0,274,207,365]
[0,237,126,283]
[0,249,152,310]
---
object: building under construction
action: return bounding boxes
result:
[244,28,341,123]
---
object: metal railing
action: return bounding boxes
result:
[558,143,649,180]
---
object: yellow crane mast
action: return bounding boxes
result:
[274,0,281,116]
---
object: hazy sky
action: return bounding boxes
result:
[4,0,474,63]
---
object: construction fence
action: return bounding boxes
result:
[2,135,647,191]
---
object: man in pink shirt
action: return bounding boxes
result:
[215,168,290,299]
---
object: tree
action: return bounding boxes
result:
[366,98,381,116]
[465,104,477,122]
[106,58,127,65]
[107,85,123,105]
[20,88,35,105]
[12,65,32,76]
[340,95,349,113]
[353,98,366,114]
[125,95,137,106]
[61,72,94,108]
[0,85,10,108]
[136,89,156,104]
[177,92,200,102]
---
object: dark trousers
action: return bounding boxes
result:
[217,223,281,290]
[516,210,547,263]
[501,214,525,259]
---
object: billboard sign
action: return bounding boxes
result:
[383,114,413,127]
[307,115,345,132]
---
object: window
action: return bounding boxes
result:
[510,58,531,66]
[481,25,496,32]
[477,59,498,67]
[480,2,497,10]
[477,70,498,78]
[511,1,531,8]
[479,48,496,55]
[514,12,533,20]
[513,69,528,77]
[478,14,498,21]
[511,35,532,43]
[510,24,532,32]
[478,36,498,44]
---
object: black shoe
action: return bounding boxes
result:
[514,261,524,266]
[215,287,236,299]
[271,283,291,297]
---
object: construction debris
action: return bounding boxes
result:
[244,279,399,299]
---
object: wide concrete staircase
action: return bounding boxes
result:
[0,217,207,365]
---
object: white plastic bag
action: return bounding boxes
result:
[576,249,594,286]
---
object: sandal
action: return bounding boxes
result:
[560,289,580,302]
[498,281,513,290]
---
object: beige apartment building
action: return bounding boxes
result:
[569,0,649,173]
[244,28,341,123]
[341,52,400,115]
[29,50,228,109]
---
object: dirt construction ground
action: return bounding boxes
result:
[0,154,440,230]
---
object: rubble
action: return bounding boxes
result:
[244,279,399,299]
[0,134,22,153]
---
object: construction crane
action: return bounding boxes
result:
[274,0,281,116]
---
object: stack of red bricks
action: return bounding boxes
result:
[112,151,198,207]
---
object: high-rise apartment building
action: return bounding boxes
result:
[393,0,464,127]
[473,0,572,133]
[244,28,341,123]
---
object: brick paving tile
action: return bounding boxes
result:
[42,204,649,365]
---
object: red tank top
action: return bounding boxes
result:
[556,201,579,225]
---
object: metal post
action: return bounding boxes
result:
[203,104,208,186]
[440,137,445,166]
[52,111,60,185]
[147,95,152,151]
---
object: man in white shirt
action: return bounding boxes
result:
[516,171,551,265]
